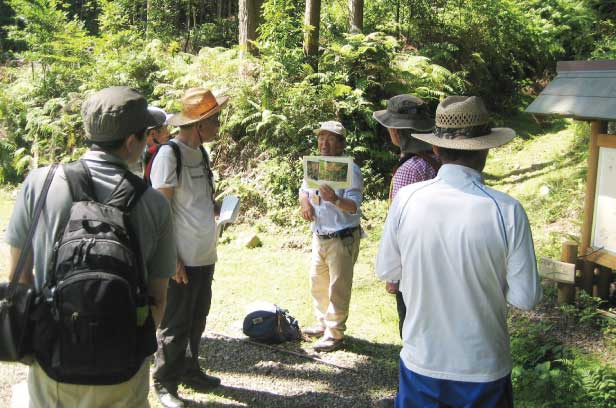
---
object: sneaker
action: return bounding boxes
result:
[313,336,344,352]
[154,383,185,408]
[303,325,325,337]
[181,369,221,391]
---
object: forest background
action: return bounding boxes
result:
[0,0,615,209]
[2,1,616,407]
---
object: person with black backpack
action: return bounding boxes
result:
[150,87,228,408]
[5,86,177,408]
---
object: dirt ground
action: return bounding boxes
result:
[0,330,398,408]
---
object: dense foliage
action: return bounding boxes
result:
[0,0,615,200]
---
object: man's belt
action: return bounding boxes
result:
[316,226,359,240]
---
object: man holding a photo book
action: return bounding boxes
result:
[299,121,364,352]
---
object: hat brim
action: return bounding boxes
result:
[313,129,345,137]
[411,128,516,150]
[168,96,229,127]
[373,110,434,132]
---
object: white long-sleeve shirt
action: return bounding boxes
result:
[376,164,542,382]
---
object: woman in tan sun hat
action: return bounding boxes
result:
[376,96,541,407]
[151,87,229,408]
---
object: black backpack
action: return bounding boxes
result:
[242,303,301,344]
[143,142,182,186]
[33,160,156,385]
[143,141,212,190]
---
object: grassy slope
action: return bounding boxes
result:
[1,117,615,407]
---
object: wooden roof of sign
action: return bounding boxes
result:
[526,60,616,120]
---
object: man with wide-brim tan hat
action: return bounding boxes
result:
[151,87,228,408]
[376,96,541,407]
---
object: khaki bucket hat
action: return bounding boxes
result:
[373,94,434,131]
[412,96,515,150]
[168,88,229,127]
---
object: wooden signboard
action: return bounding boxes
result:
[538,257,576,284]
[580,124,616,270]
[591,146,616,254]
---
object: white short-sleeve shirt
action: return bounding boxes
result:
[376,164,542,382]
[150,139,217,267]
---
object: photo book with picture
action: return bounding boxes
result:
[302,156,353,189]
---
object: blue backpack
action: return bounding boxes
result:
[242,302,301,344]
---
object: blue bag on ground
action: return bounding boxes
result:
[242,302,300,343]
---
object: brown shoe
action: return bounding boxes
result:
[313,336,343,352]
[303,325,325,337]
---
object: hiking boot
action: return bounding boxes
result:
[182,369,221,391]
[313,336,344,352]
[303,325,325,337]
[154,383,185,408]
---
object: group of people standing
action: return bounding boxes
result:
[7,86,226,408]
[300,94,542,407]
[6,84,542,408]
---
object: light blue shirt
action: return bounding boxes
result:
[300,163,363,234]
[376,164,542,382]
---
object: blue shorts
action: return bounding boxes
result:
[396,359,513,408]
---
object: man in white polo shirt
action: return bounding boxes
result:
[376,96,542,407]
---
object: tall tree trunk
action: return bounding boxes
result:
[396,0,400,39]
[348,0,364,33]
[146,0,151,38]
[239,0,263,56]
[303,0,321,71]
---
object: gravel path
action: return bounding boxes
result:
[0,330,398,408]
[171,330,398,407]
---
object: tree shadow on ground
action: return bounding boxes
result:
[181,334,399,407]
[504,115,568,141]
[484,139,587,187]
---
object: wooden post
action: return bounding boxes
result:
[596,266,612,300]
[558,241,577,305]
[581,260,595,295]
[580,121,606,256]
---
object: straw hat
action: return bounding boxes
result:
[168,88,229,127]
[412,96,515,150]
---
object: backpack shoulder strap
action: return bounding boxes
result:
[63,160,96,202]
[144,142,182,186]
[106,170,149,211]
[106,170,149,292]
[199,145,216,205]
[168,142,182,181]
[199,145,208,162]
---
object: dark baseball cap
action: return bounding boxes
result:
[81,86,157,143]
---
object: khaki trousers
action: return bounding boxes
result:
[310,229,360,340]
[27,360,150,408]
